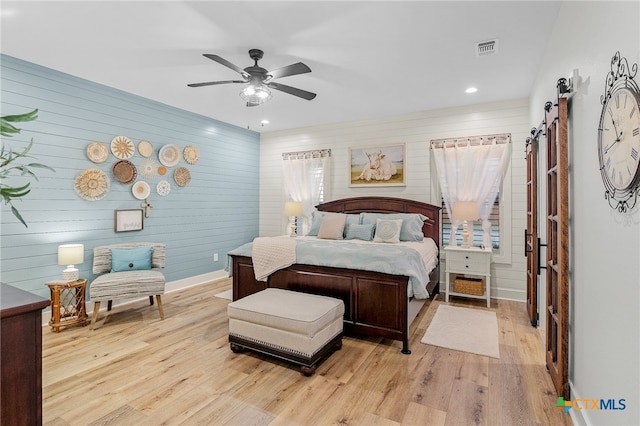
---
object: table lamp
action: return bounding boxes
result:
[284,201,303,237]
[58,244,84,280]
[452,201,479,248]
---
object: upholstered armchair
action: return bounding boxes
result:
[89,242,166,329]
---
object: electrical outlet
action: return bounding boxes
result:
[213,253,218,262]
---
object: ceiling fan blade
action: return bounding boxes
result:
[267,62,311,80]
[187,80,244,88]
[203,54,251,79]
[246,102,260,107]
[267,82,317,100]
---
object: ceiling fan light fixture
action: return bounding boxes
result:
[240,84,272,105]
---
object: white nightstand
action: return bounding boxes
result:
[444,245,492,307]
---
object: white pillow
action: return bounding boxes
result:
[317,213,347,240]
[373,218,402,243]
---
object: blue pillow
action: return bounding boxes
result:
[360,213,426,241]
[344,223,375,241]
[307,211,328,236]
[111,247,152,272]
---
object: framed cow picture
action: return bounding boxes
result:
[349,143,406,187]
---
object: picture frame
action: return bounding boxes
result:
[114,209,144,232]
[349,143,406,187]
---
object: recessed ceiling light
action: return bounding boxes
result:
[260,120,269,126]
[465,87,478,94]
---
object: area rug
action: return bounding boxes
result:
[421,305,500,358]
[214,289,232,300]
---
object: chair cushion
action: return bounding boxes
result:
[90,270,165,301]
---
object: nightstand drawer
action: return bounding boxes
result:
[446,250,490,274]
[447,259,488,275]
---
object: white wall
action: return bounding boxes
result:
[530,2,639,425]
[259,98,530,301]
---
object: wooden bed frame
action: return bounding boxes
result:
[229,196,441,354]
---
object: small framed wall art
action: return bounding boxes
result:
[349,143,406,187]
[114,209,144,232]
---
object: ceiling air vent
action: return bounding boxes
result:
[475,39,499,57]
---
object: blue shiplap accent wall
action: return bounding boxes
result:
[0,54,259,299]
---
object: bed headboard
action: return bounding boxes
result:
[316,197,441,248]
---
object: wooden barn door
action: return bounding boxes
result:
[525,132,540,327]
[544,96,569,399]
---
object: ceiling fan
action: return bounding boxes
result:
[188,49,317,107]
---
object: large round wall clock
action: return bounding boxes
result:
[598,51,640,212]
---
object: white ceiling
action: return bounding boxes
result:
[0,1,562,132]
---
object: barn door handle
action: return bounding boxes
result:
[537,238,547,276]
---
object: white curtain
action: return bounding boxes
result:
[282,150,332,229]
[431,135,511,248]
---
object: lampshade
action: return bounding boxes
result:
[284,201,303,217]
[239,84,272,105]
[58,244,84,281]
[451,201,479,221]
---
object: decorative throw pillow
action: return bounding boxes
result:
[306,211,327,236]
[344,223,375,241]
[308,212,358,236]
[373,219,403,243]
[343,214,362,238]
[317,213,347,240]
[360,213,426,241]
[111,247,152,273]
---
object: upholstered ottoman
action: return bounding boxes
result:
[227,288,344,376]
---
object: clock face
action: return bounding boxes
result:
[599,86,640,191]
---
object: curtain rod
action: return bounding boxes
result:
[282,149,331,159]
[429,133,511,149]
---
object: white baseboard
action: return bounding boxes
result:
[491,286,526,302]
[41,270,230,327]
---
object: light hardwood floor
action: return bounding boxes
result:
[42,279,571,426]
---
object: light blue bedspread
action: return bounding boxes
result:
[227,239,432,299]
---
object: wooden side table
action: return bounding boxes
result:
[45,278,88,332]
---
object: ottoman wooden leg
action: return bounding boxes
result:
[300,365,317,376]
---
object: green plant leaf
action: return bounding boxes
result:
[0,120,21,136]
[25,163,55,172]
[1,109,38,123]
[1,109,47,228]
[0,110,38,137]
[10,205,28,228]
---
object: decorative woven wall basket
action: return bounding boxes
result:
[453,276,484,296]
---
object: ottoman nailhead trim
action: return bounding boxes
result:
[229,331,342,358]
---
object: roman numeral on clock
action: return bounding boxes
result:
[633,128,639,137]
[632,147,639,161]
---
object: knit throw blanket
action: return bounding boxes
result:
[251,236,297,281]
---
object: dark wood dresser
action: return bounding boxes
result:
[1,283,50,426]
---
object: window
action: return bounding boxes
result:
[430,134,512,264]
[282,149,331,234]
[442,196,501,249]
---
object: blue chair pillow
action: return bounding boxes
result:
[111,247,152,272]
